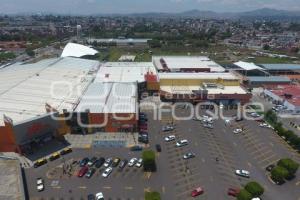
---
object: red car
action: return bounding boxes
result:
[139,127,148,131]
[227,188,240,197]
[77,166,88,177]
[191,187,204,197]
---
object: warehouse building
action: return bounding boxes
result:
[95,62,159,93]
[152,56,225,72]
[74,82,138,133]
[244,76,291,88]
[158,72,251,104]
[0,55,100,153]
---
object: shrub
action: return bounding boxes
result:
[271,166,289,183]
[145,192,161,200]
[245,181,264,197]
[278,158,299,178]
[237,189,252,200]
[142,150,157,172]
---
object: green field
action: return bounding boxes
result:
[245,56,297,64]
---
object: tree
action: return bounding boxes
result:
[142,150,157,172]
[245,182,264,197]
[263,44,271,50]
[25,48,35,57]
[237,189,252,200]
[278,158,299,178]
[145,191,161,200]
[271,166,289,184]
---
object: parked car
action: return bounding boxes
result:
[60,147,72,155]
[139,112,147,117]
[119,159,128,170]
[235,117,243,122]
[227,188,240,197]
[250,112,261,118]
[259,123,273,129]
[235,169,250,178]
[112,158,121,167]
[191,187,204,197]
[49,152,60,161]
[203,123,213,129]
[87,157,98,167]
[78,166,89,177]
[138,135,149,144]
[34,158,47,168]
[102,167,113,178]
[79,157,89,167]
[128,158,138,167]
[266,164,275,172]
[135,158,143,168]
[233,129,243,134]
[176,139,188,147]
[87,194,95,200]
[95,192,104,200]
[104,158,113,167]
[139,124,148,129]
[164,135,176,142]
[162,125,175,132]
[95,157,105,168]
[130,145,143,151]
[155,144,162,152]
[192,117,201,121]
[183,152,195,159]
[86,168,96,178]
[36,178,44,192]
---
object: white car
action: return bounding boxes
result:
[104,158,112,167]
[96,192,104,200]
[164,135,176,142]
[235,169,250,178]
[102,167,113,178]
[162,125,175,132]
[233,129,243,134]
[259,123,273,129]
[128,158,138,167]
[135,158,143,168]
[176,139,188,147]
[250,112,260,118]
[36,178,44,192]
[259,123,268,127]
[203,123,213,129]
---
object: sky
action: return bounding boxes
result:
[0,0,300,15]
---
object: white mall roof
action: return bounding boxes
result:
[234,61,264,71]
[158,72,238,80]
[95,62,157,83]
[0,57,100,126]
[75,82,137,114]
[160,85,247,95]
[152,56,225,72]
[61,43,98,58]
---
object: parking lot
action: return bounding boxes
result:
[24,106,300,200]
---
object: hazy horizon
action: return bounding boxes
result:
[0,0,300,15]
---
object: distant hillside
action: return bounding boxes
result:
[102,8,300,19]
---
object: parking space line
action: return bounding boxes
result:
[258,154,277,164]
[252,149,272,158]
